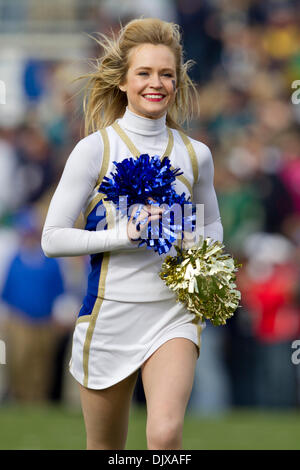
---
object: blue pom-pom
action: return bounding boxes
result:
[99,154,195,255]
[99,155,182,214]
[137,194,197,255]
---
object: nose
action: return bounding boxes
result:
[149,73,163,89]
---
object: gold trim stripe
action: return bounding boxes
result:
[164,128,174,160]
[84,192,104,222]
[82,128,111,222]
[82,254,110,387]
[112,121,174,160]
[97,128,111,186]
[192,316,203,351]
[178,131,199,185]
[76,315,91,325]
[82,199,113,387]
[82,131,112,387]
[112,121,139,157]
[197,324,202,349]
[165,129,193,196]
[178,174,193,198]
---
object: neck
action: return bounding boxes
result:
[118,106,167,136]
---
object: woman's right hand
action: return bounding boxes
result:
[127,198,164,242]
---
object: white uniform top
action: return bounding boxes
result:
[41,106,223,303]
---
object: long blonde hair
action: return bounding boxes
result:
[75,17,200,136]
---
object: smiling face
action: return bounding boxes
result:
[119,43,177,119]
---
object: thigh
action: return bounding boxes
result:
[141,338,198,422]
[78,369,139,450]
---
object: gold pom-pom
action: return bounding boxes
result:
[159,236,242,326]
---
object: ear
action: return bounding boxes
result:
[119,83,127,93]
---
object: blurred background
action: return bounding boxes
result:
[0,0,300,450]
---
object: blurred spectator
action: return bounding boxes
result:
[188,322,232,415]
[0,226,19,401]
[23,59,49,104]
[48,254,87,403]
[99,0,177,24]
[176,0,223,84]
[1,207,65,402]
[50,291,81,402]
[14,123,56,205]
[246,0,269,26]
[0,0,29,26]
[261,3,299,64]
[216,163,265,255]
[235,233,300,408]
[0,133,20,219]
[279,131,300,215]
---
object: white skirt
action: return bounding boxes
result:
[69,295,205,389]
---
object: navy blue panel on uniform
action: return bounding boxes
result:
[78,199,107,317]
[78,292,98,318]
[85,199,107,232]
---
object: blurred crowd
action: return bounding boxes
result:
[0,0,300,412]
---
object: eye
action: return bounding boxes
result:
[138,72,173,77]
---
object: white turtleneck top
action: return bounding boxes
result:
[42,107,223,302]
[42,107,223,258]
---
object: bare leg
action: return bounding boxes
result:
[141,338,198,450]
[78,369,139,449]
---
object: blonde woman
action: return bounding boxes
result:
[41,17,223,450]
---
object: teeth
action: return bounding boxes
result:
[144,95,164,99]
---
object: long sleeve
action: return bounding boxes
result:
[41,132,135,258]
[183,140,223,248]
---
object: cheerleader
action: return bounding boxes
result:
[41,17,223,450]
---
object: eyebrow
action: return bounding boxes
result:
[134,66,175,72]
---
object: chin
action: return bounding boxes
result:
[141,106,167,119]
[133,100,168,117]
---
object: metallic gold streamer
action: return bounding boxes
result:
[159,236,242,326]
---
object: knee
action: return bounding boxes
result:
[146,417,183,450]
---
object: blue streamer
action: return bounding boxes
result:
[99,154,196,255]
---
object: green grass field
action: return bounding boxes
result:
[0,404,299,450]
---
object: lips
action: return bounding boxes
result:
[143,94,166,102]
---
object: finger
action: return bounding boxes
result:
[136,216,149,232]
[136,204,154,217]
[133,211,150,227]
[130,204,146,223]
[129,213,162,241]
[148,214,161,221]
[137,214,161,232]
[128,204,162,237]
[145,204,164,215]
